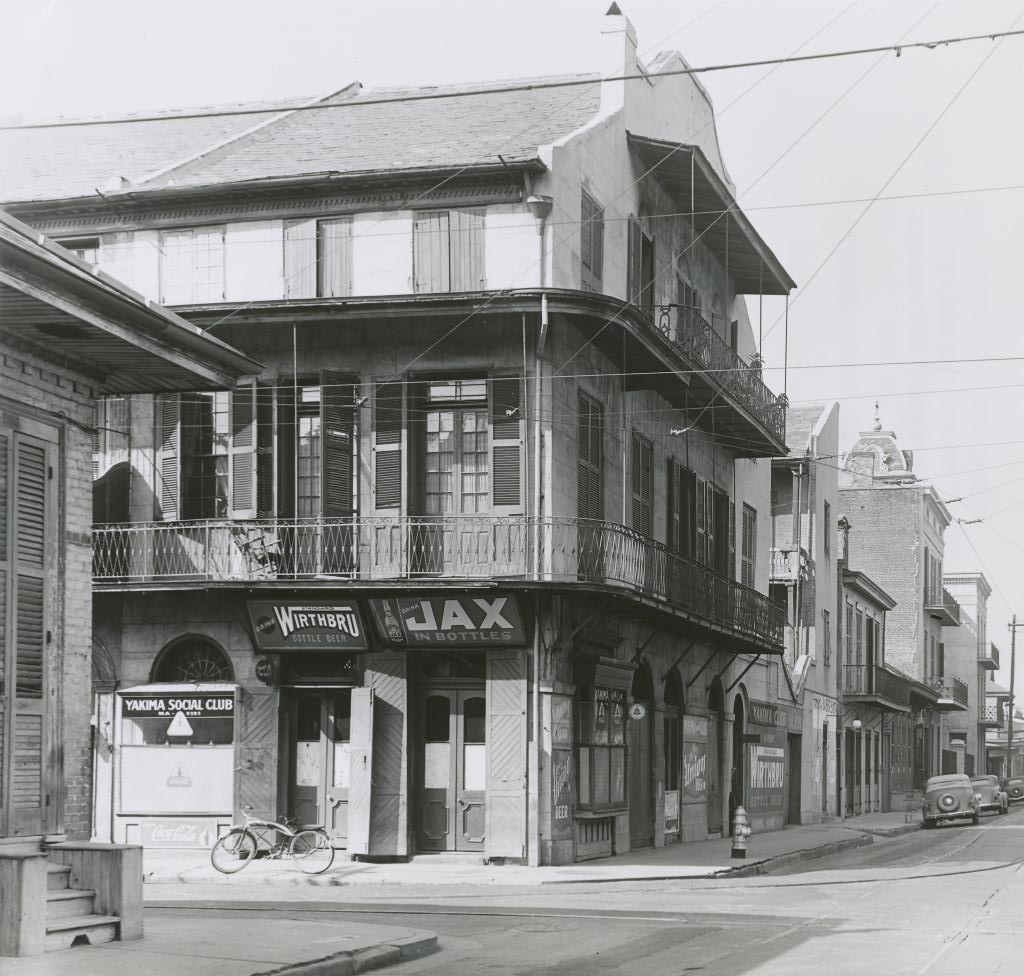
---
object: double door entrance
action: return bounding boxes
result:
[287,691,351,846]
[418,688,486,852]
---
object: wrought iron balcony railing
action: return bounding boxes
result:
[980,703,1005,728]
[769,545,811,583]
[979,643,1000,670]
[92,515,784,649]
[925,587,961,627]
[653,304,786,443]
[925,674,969,709]
[842,665,911,707]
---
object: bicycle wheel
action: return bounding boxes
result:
[211,828,257,874]
[289,828,335,874]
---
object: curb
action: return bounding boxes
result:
[716,834,875,878]
[249,932,438,976]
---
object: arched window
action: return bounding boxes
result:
[151,637,234,683]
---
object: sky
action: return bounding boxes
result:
[3,0,1023,687]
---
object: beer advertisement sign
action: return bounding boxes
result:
[247,600,368,652]
[369,595,527,647]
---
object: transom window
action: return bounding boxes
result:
[152,637,234,683]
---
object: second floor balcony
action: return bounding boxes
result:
[979,643,1000,670]
[980,703,1005,729]
[769,544,811,583]
[842,664,911,712]
[925,587,961,627]
[92,515,785,653]
[925,674,969,711]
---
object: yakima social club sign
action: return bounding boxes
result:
[246,601,368,651]
[120,695,234,718]
[369,595,526,647]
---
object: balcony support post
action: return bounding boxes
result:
[726,654,761,693]
[686,648,719,690]
[630,626,659,665]
[666,640,698,676]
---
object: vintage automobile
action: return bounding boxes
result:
[970,775,1008,816]
[921,773,979,828]
[1003,777,1024,803]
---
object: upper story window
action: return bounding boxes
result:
[627,209,655,320]
[631,433,653,537]
[413,209,485,293]
[56,236,100,266]
[580,190,604,292]
[675,255,702,330]
[823,500,831,559]
[741,504,757,587]
[284,217,353,298]
[577,393,603,521]
[666,458,695,558]
[180,392,231,518]
[160,227,225,303]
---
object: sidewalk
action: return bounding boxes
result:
[0,913,437,976]
[143,810,924,888]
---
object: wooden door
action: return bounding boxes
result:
[706,714,721,833]
[289,693,322,826]
[418,689,486,851]
[628,706,653,848]
[325,691,351,845]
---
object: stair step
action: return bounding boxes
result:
[46,863,72,892]
[47,888,97,920]
[45,915,119,953]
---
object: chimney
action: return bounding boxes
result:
[838,516,851,566]
[600,3,638,115]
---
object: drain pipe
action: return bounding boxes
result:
[527,193,552,867]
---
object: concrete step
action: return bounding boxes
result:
[46,888,97,920]
[408,852,487,865]
[46,863,72,891]
[45,914,119,953]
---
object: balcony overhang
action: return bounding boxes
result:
[926,589,961,627]
[843,692,911,714]
[625,134,796,296]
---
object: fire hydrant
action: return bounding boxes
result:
[731,805,752,859]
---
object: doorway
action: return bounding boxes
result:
[787,733,802,824]
[707,677,725,835]
[730,696,745,834]
[418,689,487,852]
[286,691,351,846]
[628,664,654,849]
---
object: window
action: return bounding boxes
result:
[56,236,100,265]
[855,610,864,666]
[413,209,485,293]
[741,504,757,587]
[823,609,831,666]
[628,211,655,319]
[580,190,604,292]
[676,259,702,333]
[631,433,653,536]
[160,227,225,303]
[575,686,627,811]
[283,218,353,298]
[666,458,695,556]
[180,392,231,518]
[423,381,489,516]
[845,603,853,666]
[577,394,603,521]
[823,500,831,559]
[152,637,234,683]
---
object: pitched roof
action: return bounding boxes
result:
[0,76,602,203]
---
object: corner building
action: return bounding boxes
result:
[2,10,796,862]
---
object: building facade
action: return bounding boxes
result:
[3,10,799,864]
[769,402,840,822]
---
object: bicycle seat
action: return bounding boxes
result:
[295,824,323,832]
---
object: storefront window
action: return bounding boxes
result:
[575,686,627,811]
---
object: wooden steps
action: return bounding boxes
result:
[44,861,120,951]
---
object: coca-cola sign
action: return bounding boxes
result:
[141,819,219,849]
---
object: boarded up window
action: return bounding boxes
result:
[414,210,485,293]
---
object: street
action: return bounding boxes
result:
[148,805,1024,975]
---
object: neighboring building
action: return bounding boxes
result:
[2,9,798,864]
[983,675,1019,778]
[0,210,256,955]
[942,573,994,775]
[839,407,967,787]
[769,402,840,822]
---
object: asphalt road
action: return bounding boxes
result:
[152,804,1024,976]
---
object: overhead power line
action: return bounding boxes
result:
[4,26,1023,131]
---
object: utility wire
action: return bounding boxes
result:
[5,26,1023,131]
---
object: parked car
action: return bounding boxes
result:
[921,773,979,828]
[1003,777,1024,803]
[970,775,1008,816]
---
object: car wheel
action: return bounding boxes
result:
[923,819,936,830]
[972,812,980,825]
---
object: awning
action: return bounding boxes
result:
[626,133,796,295]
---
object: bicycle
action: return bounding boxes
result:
[210,811,335,875]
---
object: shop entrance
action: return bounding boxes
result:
[418,689,487,852]
[287,691,351,846]
[628,664,654,849]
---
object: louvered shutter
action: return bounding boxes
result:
[667,459,679,551]
[319,217,353,297]
[159,394,180,521]
[321,371,354,518]
[283,219,317,298]
[577,395,602,521]
[230,379,258,519]
[581,191,604,292]
[373,382,403,511]
[580,194,593,279]
[490,376,522,511]
[627,217,643,304]
[413,211,450,293]
[450,209,485,291]
[256,383,275,518]
[695,478,706,567]
[631,434,652,537]
[592,204,604,286]
[485,649,527,857]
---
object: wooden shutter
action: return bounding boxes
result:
[450,209,485,291]
[486,649,527,857]
[283,219,317,298]
[321,371,354,517]
[373,382,403,511]
[346,686,374,855]
[490,377,522,511]
[366,657,407,855]
[230,380,258,519]
[413,211,450,293]
[159,394,180,521]
[577,395,602,521]
[234,689,278,822]
[581,191,603,292]
[695,478,707,566]
[256,383,275,518]
[666,459,679,550]
[319,218,353,297]
[627,217,643,304]
[741,504,755,587]
[631,434,652,536]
